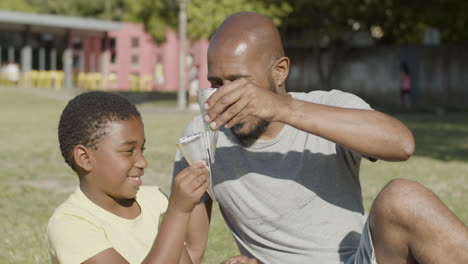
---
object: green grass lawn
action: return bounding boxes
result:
[0,87,467,263]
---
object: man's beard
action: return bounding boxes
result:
[231,119,270,147]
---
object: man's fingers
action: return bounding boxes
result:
[223,99,252,129]
[206,89,242,125]
[206,78,249,108]
[205,78,250,121]
[211,96,250,129]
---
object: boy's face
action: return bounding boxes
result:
[86,116,147,202]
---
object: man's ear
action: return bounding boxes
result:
[72,144,93,172]
[273,56,290,87]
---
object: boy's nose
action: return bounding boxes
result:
[135,155,147,169]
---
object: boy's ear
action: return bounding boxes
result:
[272,56,290,88]
[72,144,93,172]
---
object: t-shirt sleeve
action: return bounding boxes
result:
[322,89,373,110]
[297,90,376,162]
[47,214,112,264]
[324,90,377,162]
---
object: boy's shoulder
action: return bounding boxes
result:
[47,187,100,229]
[48,186,168,229]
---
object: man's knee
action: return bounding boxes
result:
[371,178,432,227]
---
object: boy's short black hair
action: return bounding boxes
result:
[58,91,141,170]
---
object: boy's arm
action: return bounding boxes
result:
[184,199,213,264]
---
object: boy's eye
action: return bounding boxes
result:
[141,147,146,152]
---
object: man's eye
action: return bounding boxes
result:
[210,81,222,88]
[141,147,146,152]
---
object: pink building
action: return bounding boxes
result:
[0,10,210,91]
[76,23,210,91]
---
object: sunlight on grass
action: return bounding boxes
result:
[0,88,467,263]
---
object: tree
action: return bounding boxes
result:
[123,0,178,42]
[186,0,292,40]
[0,0,36,12]
[123,0,292,43]
[23,0,126,21]
[279,0,365,90]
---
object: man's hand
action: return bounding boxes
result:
[204,78,286,130]
[223,255,258,264]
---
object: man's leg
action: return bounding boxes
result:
[369,178,468,264]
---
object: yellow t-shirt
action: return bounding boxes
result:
[47,186,168,264]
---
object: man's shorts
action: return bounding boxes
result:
[346,218,377,264]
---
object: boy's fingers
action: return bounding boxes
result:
[190,173,208,188]
[193,181,209,197]
[178,162,206,179]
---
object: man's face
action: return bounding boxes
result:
[207,41,275,143]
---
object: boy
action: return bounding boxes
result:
[47,91,209,264]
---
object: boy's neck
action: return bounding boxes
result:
[80,183,141,220]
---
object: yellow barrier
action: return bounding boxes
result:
[140,75,153,91]
[19,70,65,89]
[128,74,153,91]
[129,74,139,91]
[50,71,64,89]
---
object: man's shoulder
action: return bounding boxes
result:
[289,90,370,109]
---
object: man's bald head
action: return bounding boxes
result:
[209,11,285,67]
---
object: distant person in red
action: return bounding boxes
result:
[400,62,412,111]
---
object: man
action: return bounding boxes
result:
[174,11,468,264]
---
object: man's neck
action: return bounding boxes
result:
[258,121,285,141]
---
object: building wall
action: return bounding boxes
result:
[285,45,468,109]
[102,24,210,92]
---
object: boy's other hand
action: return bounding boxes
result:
[223,255,258,264]
[169,162,209,213]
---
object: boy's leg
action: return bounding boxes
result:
[369,178,468,264]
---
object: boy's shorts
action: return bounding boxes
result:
[346,218,378,264]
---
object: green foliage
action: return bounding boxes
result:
[186,0,293,40]
[122,0,292,42]
[123,0,177,42]
[0,0,36,12]
[4,0,466,44]
[24,0,126,20]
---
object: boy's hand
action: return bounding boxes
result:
[169,162,209,213]
[223,255,258,264]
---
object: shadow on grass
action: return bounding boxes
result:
[394,113,468,162]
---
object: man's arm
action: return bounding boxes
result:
[205,78,414,161]
[184,199,213,264]
[277,97,415,161]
